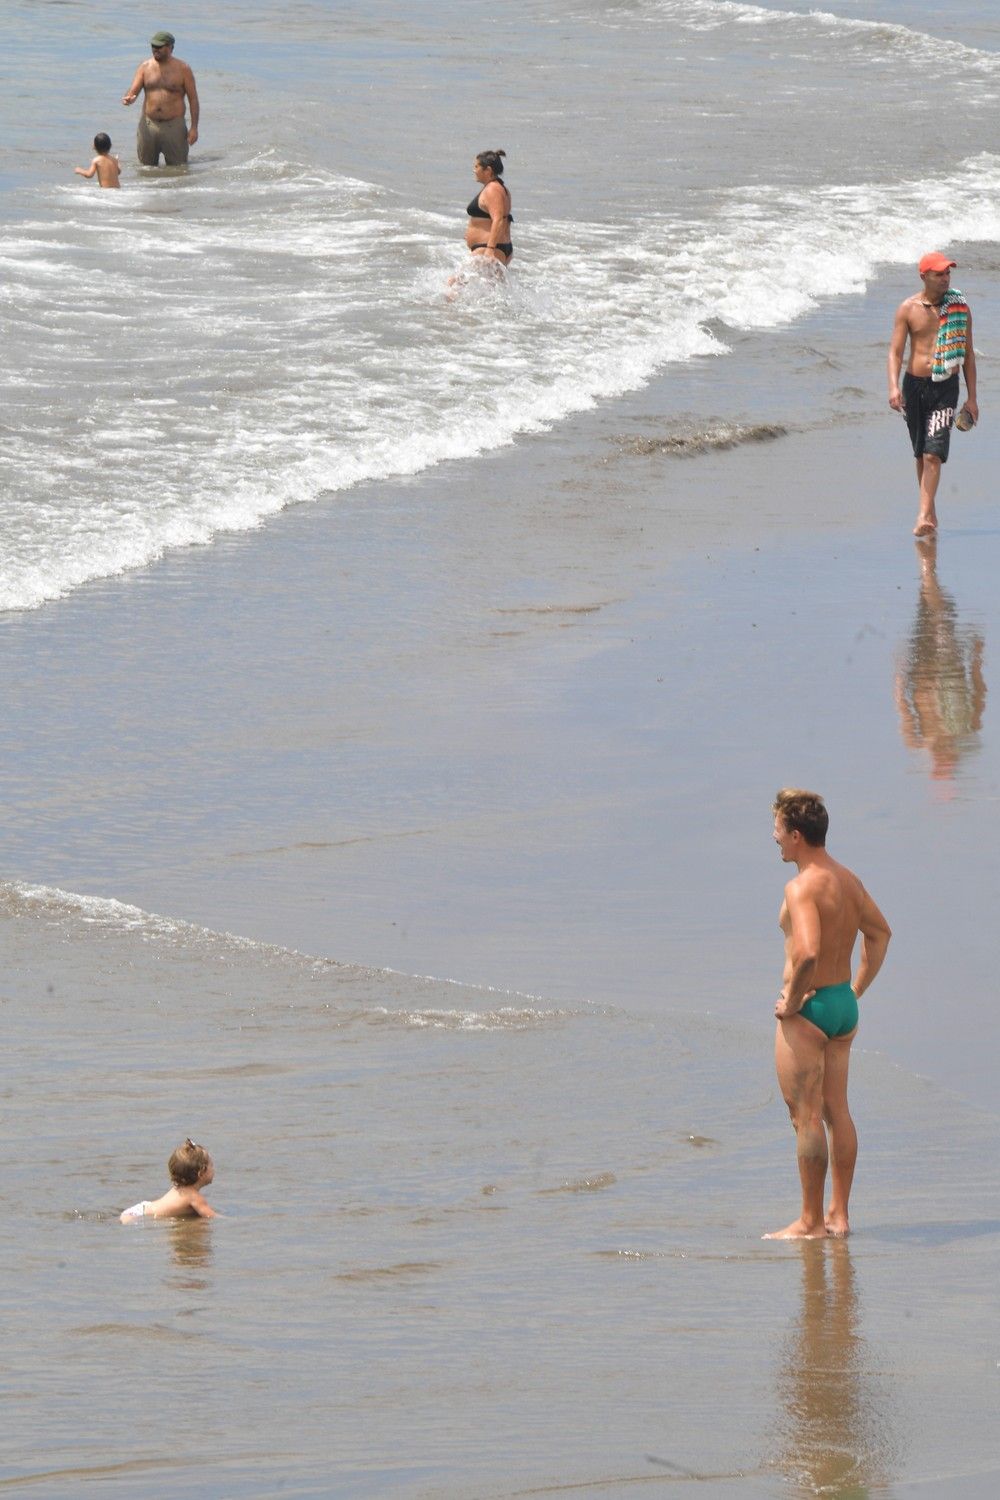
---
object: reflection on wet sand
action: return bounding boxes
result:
[895,539,986,786]
[772,1242,893,1497]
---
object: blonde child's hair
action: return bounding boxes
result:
[168,1138,211,1186]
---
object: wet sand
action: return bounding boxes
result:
[3,882,1000,1497]
[3,265,1000,1494]
[2,266,997,1097]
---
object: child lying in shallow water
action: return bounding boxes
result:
[120,1138,217,1222]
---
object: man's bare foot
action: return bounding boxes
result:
[825,1214,850,1237]
[762,1219,829,1240]
[914,519,937,537]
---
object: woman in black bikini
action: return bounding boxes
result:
[465,149,513,266]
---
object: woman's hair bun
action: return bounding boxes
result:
[476,149,507,176]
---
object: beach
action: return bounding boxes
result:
[6,270,1000,1097]
[4,0,1000,1494]
[4,862,1000,1496]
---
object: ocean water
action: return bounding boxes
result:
[4,0,1000,612]
[4,0,1000,1494]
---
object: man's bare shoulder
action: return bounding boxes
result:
[895,293,926,320]
[783,867,815,900]
[789,857,860,895]
[821,853,863,883]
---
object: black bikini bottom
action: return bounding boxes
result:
[471,243,512,258]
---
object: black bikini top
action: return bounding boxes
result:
[467,186,512,222]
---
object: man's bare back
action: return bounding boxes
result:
[777,857,871,1008]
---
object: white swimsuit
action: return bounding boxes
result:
[121,1200,152,1221]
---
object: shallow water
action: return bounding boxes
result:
[4,883,1000,1495]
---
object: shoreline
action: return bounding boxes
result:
[3,262,999,1107]
[0,252,967,621]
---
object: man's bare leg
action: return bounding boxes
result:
[821,1029,857,1235]
[764,1015,830,1239]
[914,454,941,536]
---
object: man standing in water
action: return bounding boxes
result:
[765,789,891,1240]
[888,252,978,538]
[122,31,199,167]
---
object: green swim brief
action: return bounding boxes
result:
[798,981,858,1039]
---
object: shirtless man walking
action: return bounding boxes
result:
[765,789,891,1240]
[888,252,978,538]
[122,31,199,167]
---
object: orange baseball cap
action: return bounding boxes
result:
[919,252,957,273]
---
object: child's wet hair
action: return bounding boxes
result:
[94,133,112,153]
[168,1138,211,1186]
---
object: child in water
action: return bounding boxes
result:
[120,1139,217,1222]
[74,133,122,189]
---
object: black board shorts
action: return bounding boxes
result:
[902,371,959,462]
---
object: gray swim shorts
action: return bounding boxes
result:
[137,114,189,167]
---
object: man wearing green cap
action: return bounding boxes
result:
[122,32,199,167]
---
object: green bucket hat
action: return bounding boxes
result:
[150,31,175,47]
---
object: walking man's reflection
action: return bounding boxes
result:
[895,539,986,785]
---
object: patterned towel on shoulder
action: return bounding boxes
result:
[931,289,969,382]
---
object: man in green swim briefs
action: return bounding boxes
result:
[765,789,891,1240]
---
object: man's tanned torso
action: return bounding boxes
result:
[134,57,191,121]
[897,295,946,378]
